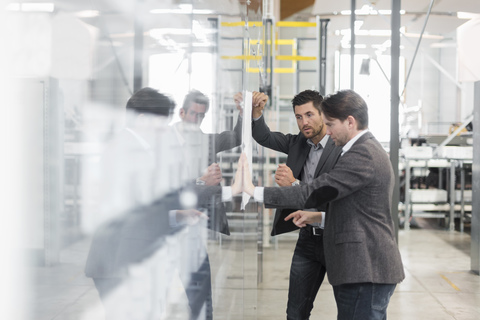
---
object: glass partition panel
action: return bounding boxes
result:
[2,0,268,319]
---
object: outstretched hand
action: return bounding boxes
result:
[241,153,255,196]
[199,163,222,186]
[231,153,255,196]
[284,210,323,228]
[234,91,268,119]
[231,154,244,196]
[233,92,243,116]
[252,91,268,119]
[176,209,208,225]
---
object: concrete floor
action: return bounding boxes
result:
[257,223,480,319]
[26,219,480,320]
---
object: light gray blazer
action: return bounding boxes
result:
[263,131,405,286]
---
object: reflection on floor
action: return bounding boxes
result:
[31,218,480,320]
[258,219,480,320]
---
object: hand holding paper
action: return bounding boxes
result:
[251,91,268,118]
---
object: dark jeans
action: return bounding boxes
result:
[333,283,396,320]
[183,255,213,320]
[287,227,326,320]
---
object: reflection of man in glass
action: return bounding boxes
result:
[173,89,243,319]
[85,88,179,319]
[173,89,243,234]
[179,90,208,125]
[177,89,243,158]
[85,88,219,320]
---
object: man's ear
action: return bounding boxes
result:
[347,115,356,128]
[179,108,185,119]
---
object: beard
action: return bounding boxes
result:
[302,126,322,140]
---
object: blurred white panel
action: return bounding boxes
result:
[51,13,97,80]
[6,13,52,77]
[458,17,480,82]
[19,80,46,249]
[241,91,252,210]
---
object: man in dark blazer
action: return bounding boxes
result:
[250,90,342,319]
[240,90,405,319]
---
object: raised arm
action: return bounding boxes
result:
[251,92,295,154]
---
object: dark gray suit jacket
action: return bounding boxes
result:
[85,193,179,278]
[252,115,342,235]
[85,117,242,279]
[263,131,405,286]
[210,115,242,156]
[85,183,229,279]
[204,115,242,235]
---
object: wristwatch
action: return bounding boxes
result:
[196,178,206,185]
[291,179,300,186]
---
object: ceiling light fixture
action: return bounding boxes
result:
[457,12,480,20]
[150,8,215,15]
[340,7,405,16]
[6,2,54,12]
[76,10,100,18]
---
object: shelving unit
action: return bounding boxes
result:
[401,155,472,231]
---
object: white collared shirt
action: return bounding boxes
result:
[341,129,369,156]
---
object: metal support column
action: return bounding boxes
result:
[294,38,299,94]
[261,18,273,98]
[460,162,465,233]
[471,81,480,274]
[350,0,356,90]
[404,159,411,231]
[449,160,456,231]
[390,0,401,241]
[317,17,330,96]
[133,0,144,92]
[210,17,220,175]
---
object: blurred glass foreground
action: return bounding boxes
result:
[1,1,266,319]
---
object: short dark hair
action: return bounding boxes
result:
[291,90,323,113]
[126,87,175,117]
[182,89,209,113]
[321,90,368,130]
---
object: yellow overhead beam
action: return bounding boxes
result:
[221,55,315,61]
[221,21,263,27]
[276,55,316,61]
[221,21,317,28]
[249,39,295,45]
[272,68,296,73]
[276,21,317,27]
[221,55,262,60]
[275,39,295,45]
[247,68,296,74]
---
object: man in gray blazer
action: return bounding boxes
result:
[240,90,405,319]
[174,89,243,235]
[250,90,342,319]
